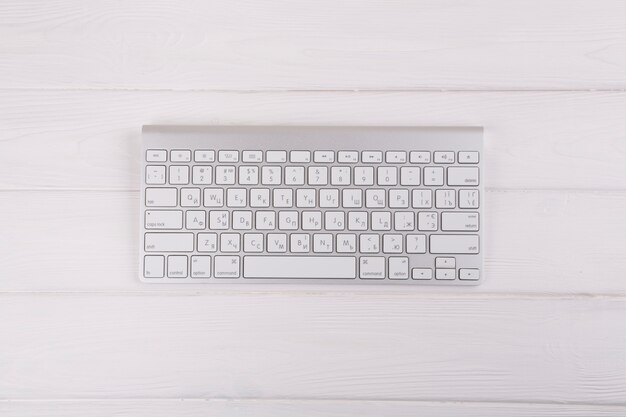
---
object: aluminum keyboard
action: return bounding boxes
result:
[140,126,483,285]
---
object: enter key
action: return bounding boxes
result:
[441,212,480,231]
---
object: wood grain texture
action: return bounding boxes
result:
[1,189,625,294]
[1,0,626,90]
[2,399,626,417]
[1,90,626,190]
[1,294,626,403]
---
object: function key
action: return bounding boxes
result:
[146,149,167,162]
[194,150,215,162]
[314,151,335,163]
[218,150,239,163]
[338,151,358,163]
[434,151,455,164]
[362,151,383,163]
[170,149,191,162]
[290,150,311,163]
[266,150,287,163]
[243,150,263,163]
[386,151,407,163]
[458,151,479,164]
[410,151,430,164]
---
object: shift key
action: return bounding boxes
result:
[430,235,479,254]
[145,233,194,252]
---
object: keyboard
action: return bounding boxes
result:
[140,126,483,285]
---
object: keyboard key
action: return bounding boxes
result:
[267,233,287,252]
[338,151,358,163]
[308,166,328,185]
[412,189,432,208]
[400,167,420,186]
[441,212,479,231]
[243,233,264,252]
[145,233,194,252]
[227,188,247,207]
[314,151,335,163]
[459,268,480,281]
[194,150,215,162]
[215,166,236,185]
[435,257,456,268]
[459,151,479,164]
[359,234,380,253]
[331,166,351,185]
[362,151,383,163]
[144,255,164,278]
[218,150,239,163]
[209,211,230,229]
[146,149,167,162]
[302,211,322,230]
[266,150,287,163]
[242,150,263,162]
[336,234,357,253]
[220,233,240,252]
[377,166,398,185]
[146,166,166,185]
[214,256,240,278]
[423,167,444,186]
[273,188,293,207]
[386,151,407,164]
[145,188,177,207]
[359,256,385,279]
[354,166,374,185]
[285,166,305,185]
[434,151,455,164]
[185,210,206,229]
[412,268,432,280]
[167,255,188,278]
[290,234,310,252]
[191,256,212,278]
[262,166,282,185]
[145,210,183,230]
[435,268,455,280]
[290,150,311,163]
[319,189,339,208]
[180,188,201,207]
[459,190,480,209]
[170,149,191,162]
[203,188,224,207]
[409,151,430,164]
[192,166,212,185]
[417,212,438,231]
[430,234,479,254]
[383,234,403,253]
[232,211,253,230]
[169,165,189,185]
[406,234,426,254]
[389,189,409,208]
[197,233,218,252]
[244,256,356,279]
[394,211,414,231]
[313,234,333,253]
[256,211,276,230]
[435,189,456,209]
[448,167,479,186]
[239,166,259,185]
[388,257,409,279]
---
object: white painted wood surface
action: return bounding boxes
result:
[2,0,626,415]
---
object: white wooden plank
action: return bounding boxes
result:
[1,294,625,403]
[2,399,626,417]
[1,90,626,190]
[0,189,624,294]
[1,0,626,90]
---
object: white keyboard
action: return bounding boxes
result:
[140,126,483,285]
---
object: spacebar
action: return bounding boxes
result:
[243,256,357,279]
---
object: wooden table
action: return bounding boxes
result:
[2,1,626,415]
